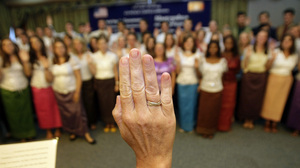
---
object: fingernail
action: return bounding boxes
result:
[162,73,170,81]
[121,57,128,65]
[130,49,139,58]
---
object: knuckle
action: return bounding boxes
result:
[131,82,145,93]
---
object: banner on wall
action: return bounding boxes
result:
[89,1,211,33]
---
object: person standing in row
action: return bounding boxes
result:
[0,38,36,141]
[238,30,270,129]
[93,35,119,133]
[218,35,240,131]
[196,41,227,138]
[51,38,95,144]
[153,43,176,92]
[261,34,298,132]
[176,35,200,132]
[164,33,177,58]
[286,60,300,136]
[72,38,97,130]
[29,36,62,139]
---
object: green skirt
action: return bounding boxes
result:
[1,87,36,139]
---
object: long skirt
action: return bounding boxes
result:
[196,90,222,135]
[287,80,300,131]
[261,74,293,122]
[94,78,116,124]
[0,87,36,139]
[82,79,97,126]
[32,87,62,129]
[238,72,267,121]
[54,91,88,136]
[177,84,198,131]
[218,81,237,131]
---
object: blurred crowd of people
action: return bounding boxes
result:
[0,8,300,144]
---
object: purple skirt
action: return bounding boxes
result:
[287,80,300,131]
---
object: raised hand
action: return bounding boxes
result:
[40,57,49,69]
[113,48,176,168]
[19,50,30,63]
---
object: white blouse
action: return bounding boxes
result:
[176,52,201,85]
[92,51,118,80]
[72,52,93,81]
[166,47,176,58]
[30,56,53,88]
[270,49,298,76]
[51,56,81,94]
[0,58,28,91]
[200,57,227,93]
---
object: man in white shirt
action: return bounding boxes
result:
[89,19,110,39]
[16,33,30,52]
[109,20,127,47]
[155,21,170,43]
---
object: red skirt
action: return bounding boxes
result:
[218,81,237,131]
[32,87,62,129]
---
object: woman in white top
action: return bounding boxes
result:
[176,35,201,132]
[51,38,95,144]
[261,34,298,132]
[72,38,97,130]
[121,32,139,58]
[195,41,227,138]
[0,38,36,141]
[92,35,119,133]
[113,35,126,60]
[29,36,62,139]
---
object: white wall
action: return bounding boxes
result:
[247,0,300,27]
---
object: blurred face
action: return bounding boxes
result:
[1,39,15,55]
[281,36,293,50]
[259,13,269,24]
[36,27,44,37]
[26,29,35,37]
[184,20,193,31]
[165,34,174,48]
[139,20,148,32]
[98,38,107,52]
[223,29,232,37]
[209,43,219,56]
[73,39,83,53]
[224,38,234,51]
[209,21,218,32]
[239,32,250,45]
[197,31,205,41]
[63,36,72,47]
[289,26,300,38]
[20,34,28,44]
[90,38,98,51]
[118,36,126,48]
[211,34,219,41]
[44,27,52,37]
[284,12,294,25]
[16,28,24,37]
[85,22,92,33]
[154,43,165,57]
[98,20,106,29]
[54,41,66,57]
[256,31,268,46]
[147,38,155,49]
[237,14,246,26]
[143,33,151,44]
[161,22,169,33]
[118,22,125,32]
[184,37,194,51]
[30,37,42,52]
[127,34,136,48]
[65,23,73,32]
[78,25,85,34]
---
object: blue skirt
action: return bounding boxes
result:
[177,84,199,131]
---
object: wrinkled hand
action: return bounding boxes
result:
[112,49,176,168]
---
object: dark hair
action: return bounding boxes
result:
[64,34,73,40]
[284,8,295,15]
[197,29,206,37]
[0,38,22,68]
[118,20,126,26]
[97,34,109,43]
[259,11,270,18]
[182,35,196,53]
[154,43,167,61]
[79,22,85,27]
[237,11,247,17]
[140,18,148,25]
[164,33,175,49]
[184,18,193,24]
[253,30,269,54]
[66,21,74,26]
[146,36,156,56]
[160,21,169,27]
[206,40,221,58]
[53,38,70,64]
[223,35,238,57]
[89,36,98,53]
[29,35,48,65]
[279,34,295,54]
